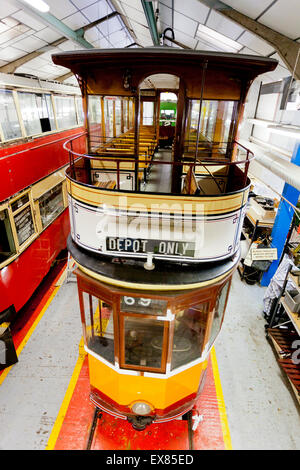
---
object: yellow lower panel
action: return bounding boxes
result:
[88,354,207,410]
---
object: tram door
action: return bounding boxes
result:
[159,92,177,148]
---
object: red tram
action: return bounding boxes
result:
[0,73,85,320]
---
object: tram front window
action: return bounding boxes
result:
[171,302,209,370]
[123,316,165,370]
[82,293,114,364]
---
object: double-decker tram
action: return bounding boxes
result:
[0,72,86,321]
[52,48,277,430]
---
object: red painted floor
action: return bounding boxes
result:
[53,355,226,450]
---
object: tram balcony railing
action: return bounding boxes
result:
[62,133,254,264]
[64,132,254,195]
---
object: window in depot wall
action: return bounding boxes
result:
[208,281,230,349]
[0,209,16,264]
[54,95,77,129]
[142,101,154,125]
[82,292,115,365]
[39,183,64,229]
[171,301,209,370]
[0,89,22,141]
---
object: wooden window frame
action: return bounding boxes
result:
[75,269,233,374]
[119,309,169,374]
[9,189,37,252]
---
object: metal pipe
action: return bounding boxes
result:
[240,139,300,192]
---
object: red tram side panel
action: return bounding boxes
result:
[0,129,86,317]
[0,209,69,313]
[0,128,85,202]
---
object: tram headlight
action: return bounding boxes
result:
[131,402,152,416]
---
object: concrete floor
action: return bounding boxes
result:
[0,270,299,449]
[215,271,300,450]
[0,280,81,450]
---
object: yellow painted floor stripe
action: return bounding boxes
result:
[46,338,86,450]
[211,346,233,450]
[0,286,60,387]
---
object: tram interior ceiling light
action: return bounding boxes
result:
[196,24,242,53]
[20,0,50,12]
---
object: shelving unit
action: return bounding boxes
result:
[267,272,300,406]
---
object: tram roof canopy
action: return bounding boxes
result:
[52,48,277,99]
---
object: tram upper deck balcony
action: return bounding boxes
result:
[53,48,277,264]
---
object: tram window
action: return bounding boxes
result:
[39,183,64,229]
[186,99,235,147]
[54,95,77,129]
[129,99,134,128]
[171,302,209,371]
[82,293,115,364]
[75,96,84,125]
[0,89,22,141]
[18,92,42,136]
[142,101,154,125]
[13,205,35,246]
[121,296,167,316]
[36,94,56,132]
[0,209,16,263]
[11,193,29,212]
[123,316,165,370]
[88,95,102,148]
[208,282,229,349]
[123,98,129,132]
[104,98,114,138]
[115,98,121,136]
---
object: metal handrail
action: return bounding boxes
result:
[63,133,254,193]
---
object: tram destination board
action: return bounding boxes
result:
[106,237,195,257]
[14,206,34,245]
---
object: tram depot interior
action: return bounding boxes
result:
[0,0,300,452]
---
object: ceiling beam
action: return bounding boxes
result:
[55,71,73,82]
[0,12,121,74]
[0,38,65,74]
[11,0,94,49]
[197,0,300,79]
[141,0,160,46]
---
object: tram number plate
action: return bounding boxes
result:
[106,237,195,257]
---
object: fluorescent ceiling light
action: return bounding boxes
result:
[196,24,242,53]
[21,0,50,13]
